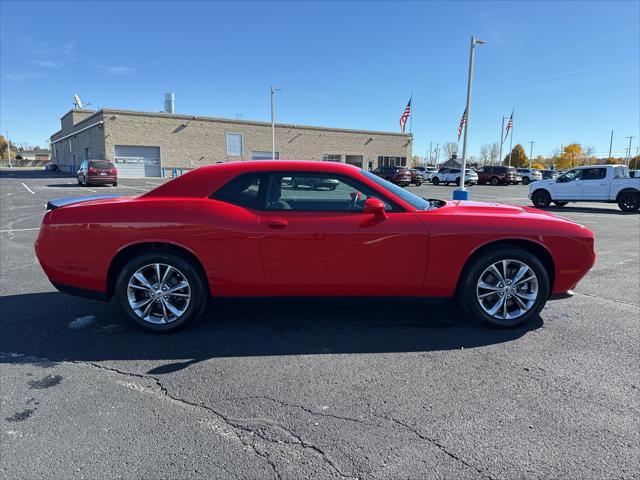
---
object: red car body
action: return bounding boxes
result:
[35,161,595,329]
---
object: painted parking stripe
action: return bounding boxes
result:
[0,227,40,233]
[117,185,151,192]
[21,183,36,195]
[79,186,97,193]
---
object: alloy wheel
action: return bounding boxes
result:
[476,259,539,321]
[127,263,191,324]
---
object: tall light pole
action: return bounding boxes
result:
[271,86,281,160]
[528,141,534,168]
[625,136,635,166]
[498,116,506,166]
[455,35,486,200]
[608,130,614,161]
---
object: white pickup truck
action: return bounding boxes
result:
[529,165,640,212]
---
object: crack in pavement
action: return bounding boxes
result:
[575,291,639,308]
[375,414,496,480]
[1,353,356,480]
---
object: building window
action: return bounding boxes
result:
[84,147,89,160]
[322,154,342,162]
[251,151,279,160]
[227,132,243,157]
[378,156,407,167]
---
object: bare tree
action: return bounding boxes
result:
[582,145,595,165]
[490,142,500,165]
[479,144,491,164]
[443,142,458,159]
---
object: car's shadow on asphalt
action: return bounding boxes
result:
[0,292,543,374]
[45,183,118,189]
[0,171,74,180]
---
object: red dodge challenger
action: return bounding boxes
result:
[35,161,596,332]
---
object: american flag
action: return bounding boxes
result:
[505,111,514,137]
[457,108,467,140]
[399,98,412,133]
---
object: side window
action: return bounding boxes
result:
[213,174,263,209]
[266,173,393,212]
[559,169,582,182]
[582,168,606,180]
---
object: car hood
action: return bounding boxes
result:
[529,179,555,189]
[435,200,581,224]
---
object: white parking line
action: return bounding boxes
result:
[145,181,163,186]
[0,227,40,233]
[79,186,98,193]
[21,183,36,195]
[117,185,151,192]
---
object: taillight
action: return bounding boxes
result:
[110,168,117,175]
[88,167,96,174]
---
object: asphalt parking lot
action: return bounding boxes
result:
[1,169,638,480]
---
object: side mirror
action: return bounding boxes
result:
[363,197,387,220]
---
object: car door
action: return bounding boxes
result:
[257,172,428,296]
[552,168,582,200]
[581,167,608,200]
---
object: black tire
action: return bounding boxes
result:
[553,201,568,207]
[459,246,550,328]
[113,182,118,187]
[115,251,208,332]
[490,177,499,186]
[432,177,440,185]
[617,191,640,212]
[415,181,422,186]
[531,189,551,208]
[455,178,461,186]
[77,177,82,185]
[522,177,530,185]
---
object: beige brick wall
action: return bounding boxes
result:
[101,111,411,171]
[51,114,106,172]
[52,109,412,173]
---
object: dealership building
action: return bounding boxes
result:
[50,108,413,177]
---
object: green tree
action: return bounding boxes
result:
[502,143,528,167]
[630,156,639,169]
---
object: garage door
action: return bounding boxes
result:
[114,146,161,177]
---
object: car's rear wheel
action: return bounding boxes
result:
[553,201,568,207]
[618,191,640,212]
[432,177,440,185]
[531,189,551,208]
[490,177,499,186]
[459,247,550,328]
[113,182,118,187]
[522,177,530,185]
[455,178,461,186]
[116,251,207,332]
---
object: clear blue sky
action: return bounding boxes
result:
[1,0,638,159]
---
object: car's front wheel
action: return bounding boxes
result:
[432,177,440,185]
[531,189,551,208]
[459,247,550,328]
[116,251,208,332]
[522,177,530,185]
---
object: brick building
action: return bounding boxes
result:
[50,108,413,177]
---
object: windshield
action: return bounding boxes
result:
[361,170,434,210]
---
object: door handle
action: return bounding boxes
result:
[266,219,288,229]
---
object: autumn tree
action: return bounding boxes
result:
[556,143,583,169]
[531,162,545,170]
[443,142,458,160]
[0,135,8,161]
[503,144,528,167]
[630,156,639,169]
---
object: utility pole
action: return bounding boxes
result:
[435,143,439,166]
[455,35,486,201]
[528,141,534,168]
[271,86,281,160]
[625,136,635,166]
[507,108,514,167]
[608,130,614,160]
[429,142,432,165]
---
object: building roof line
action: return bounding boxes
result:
[53,108,412,138]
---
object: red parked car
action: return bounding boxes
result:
[77,160,118,187]
[36,161,595,332]
[372,165,411,187]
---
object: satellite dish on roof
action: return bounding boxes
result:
[73,94,83,109]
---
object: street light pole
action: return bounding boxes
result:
[528,141,534,168]
[271,86,281,160]
[498,116,505,166]
[455,35,486,201]
[608,130,614,161]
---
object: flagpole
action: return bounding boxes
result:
[409,91,413,134]
[507,107,514,167]
[498,116,505,165]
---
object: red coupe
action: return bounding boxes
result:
[35,161,596,332]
